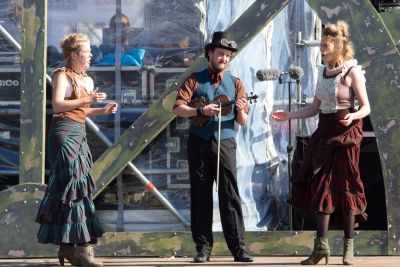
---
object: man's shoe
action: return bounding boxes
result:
[234,248,253,262]
[193,251,210,263]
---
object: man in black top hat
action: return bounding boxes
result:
[173,31,253,263]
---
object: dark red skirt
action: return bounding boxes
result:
[288,109,367,221]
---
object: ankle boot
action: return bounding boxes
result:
[58,244,79,266]
[74,245,103,267]
[343,238,354,265]
[301,237,330,265]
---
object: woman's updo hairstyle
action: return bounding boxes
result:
[60,33,90,61]
[322,20,354,67]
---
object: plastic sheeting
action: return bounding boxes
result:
[45,0,205,68]
[207,0,319,231]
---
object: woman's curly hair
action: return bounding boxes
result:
[322,20,354,67]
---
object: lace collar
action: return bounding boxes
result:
[324,59,358,78]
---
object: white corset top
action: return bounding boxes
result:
[315,59,363,113]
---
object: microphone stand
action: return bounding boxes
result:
[279,74,296,231]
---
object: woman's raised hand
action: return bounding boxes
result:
[272,110,290,121]
[104,102,118,114]
[87,88,107,103]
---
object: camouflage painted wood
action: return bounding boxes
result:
[19,0,47,184]
[379,9,400,51]
[307,0,400,256]
[0,183,47,257]
[91,230,387,257]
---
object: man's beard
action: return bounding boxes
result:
[210,60,225,72]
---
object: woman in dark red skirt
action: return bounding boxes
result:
[272,20,370,265]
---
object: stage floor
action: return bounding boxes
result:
[0,256,399,266]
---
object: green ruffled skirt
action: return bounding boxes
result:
[36,117,104,245]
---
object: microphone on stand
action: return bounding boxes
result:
[256,69,285,81]
[288,65,304,81]
[257,65,304,232]
[257,66,304,84]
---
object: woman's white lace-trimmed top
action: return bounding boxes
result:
[316,59,365,114]
[65,76,94,98]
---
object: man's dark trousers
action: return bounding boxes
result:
[187,134,245,256]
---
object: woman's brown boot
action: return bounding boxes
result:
[74,245,103,267]
[58,244,79,266]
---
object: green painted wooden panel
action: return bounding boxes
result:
[0,184,48,257]
[307,0,400,256]
[19,0,47,184]
[91,0,291,197]
[0,184,389,257]
[379,9,400,50]
[73,231,388,257]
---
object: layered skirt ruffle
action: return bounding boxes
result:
[288,109,367,222]
[36,117,104,245]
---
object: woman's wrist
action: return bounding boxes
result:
[83,96,91,105]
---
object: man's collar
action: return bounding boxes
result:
[208,68,224,83]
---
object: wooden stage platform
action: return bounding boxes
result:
[0,256,399,266]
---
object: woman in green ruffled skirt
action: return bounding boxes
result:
[35,33,117,267]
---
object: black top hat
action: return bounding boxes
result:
[204,31,238,52]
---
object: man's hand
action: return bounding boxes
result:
[235,97,247,112]
[202,103,221,116]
